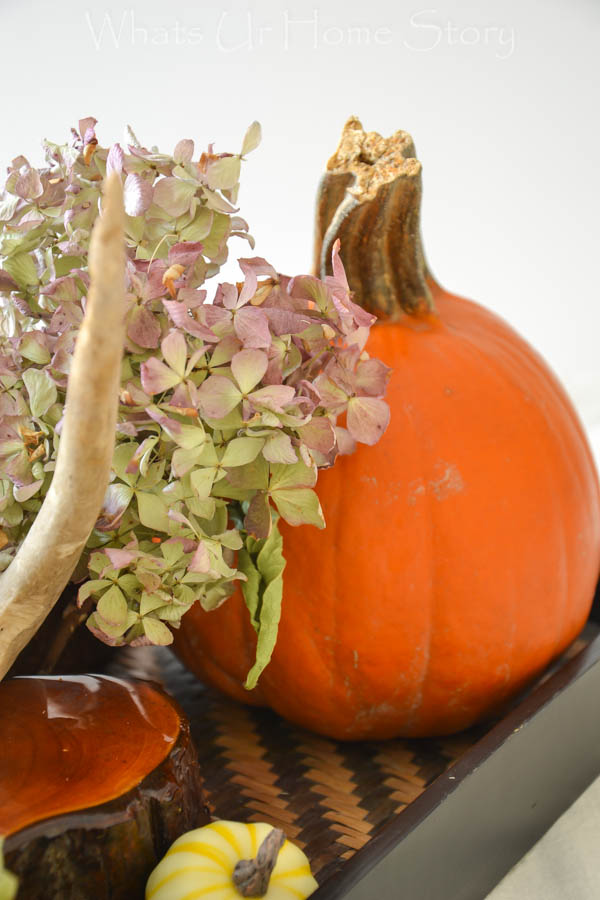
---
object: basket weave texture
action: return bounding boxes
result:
[109,648,484,884]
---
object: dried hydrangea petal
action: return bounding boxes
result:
[231,348,268,393]
[347,396,391,445]
[0,118,390,669]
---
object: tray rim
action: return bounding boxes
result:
[312,616,600,900]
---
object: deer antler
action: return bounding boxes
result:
[0,173,126,678]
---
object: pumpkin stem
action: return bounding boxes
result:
[314,116,435,320]
[232,827,286,897]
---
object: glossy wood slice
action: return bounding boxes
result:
[0,674,209,899]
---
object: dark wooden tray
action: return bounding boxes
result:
[107,597,600,900]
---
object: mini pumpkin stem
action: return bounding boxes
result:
[314,116,434,319]
[232,827,286,897]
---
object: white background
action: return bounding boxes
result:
[1,0,599,457]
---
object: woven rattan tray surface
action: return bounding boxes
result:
[106,635,588,889]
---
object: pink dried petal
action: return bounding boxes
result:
[0,269,18,292]
[299,417,336,455]
[124,173,153,216]
[347,396,390,445]
[106,143,124,175]
[237,268,258,306]
[163,297,215,341]
[239,256,278,281]
[262,433,298,465]
[78,117,98,140]
[153,176,196,217]
[355,357,392,397]
[105,548,137,568]
[335,426,357,455]
[189,540,211,573]
[174,139,195,164]
[15,166,43,201]
[264,307,314,336]
[197,375,242,419]
[161,330,188,377]
[215,282,239,310]
[249,384,295,413]
[140,357,182,394]
[41,276,80,302]
[234,306,271,349]
[168,241,204,267]
[127,304,161,349]
[331,238,349,292]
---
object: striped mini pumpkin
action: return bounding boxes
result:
[146,820,318,900]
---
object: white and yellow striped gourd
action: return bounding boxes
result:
[146,820,318,900]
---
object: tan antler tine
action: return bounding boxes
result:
[0,173,126,678]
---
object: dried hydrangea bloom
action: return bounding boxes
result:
[0,119,390,685]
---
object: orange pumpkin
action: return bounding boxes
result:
[173,120,600,739]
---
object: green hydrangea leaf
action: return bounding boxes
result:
[220,436,264,468]
[19,333,51,365]
[200,212,229,259]
[161,330,187,378]
[271,487,325,528]
[88,610,129,640]
[203,407,245,431]
[238,548,261,631]
[170,422,207,450]
[262,432,297,464]
[241,121,262,157]
[160,540,187,567]
[189,465,217,499]
[97,584,128,626]
[22,369,57,418]
[136,491,171,532]
[140,591,166,616]
[143,616,174,645]
[269,460,316,491]
[218,529,244,551]
[77,578,111,605]
[154,603,190,622]
[224,455,270,491]
[206,156,241,191]
[231,349,268,394]
[116,573,140,595]
[180,207,213,241]
[240,520,286,689]
[209,335,240,368]
[2,251,37,289]
[187,496,217,519]
[199,585,232,611]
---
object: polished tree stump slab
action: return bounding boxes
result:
[0,674,208,899]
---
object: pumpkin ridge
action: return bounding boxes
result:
[428,297,569,660]
[394,380,436,733]
[441,291,597,664]
[146,867,226,898]
[441,296,596,694]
